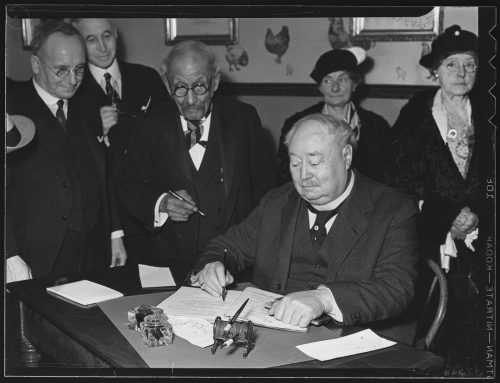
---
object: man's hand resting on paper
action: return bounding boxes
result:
[267,290,333,328]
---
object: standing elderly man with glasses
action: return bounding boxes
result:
[6,20,123,279]
[117,40,276,269]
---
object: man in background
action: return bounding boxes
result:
[118,40,276,269]
[6,20,124,278]
[71,18,169,264]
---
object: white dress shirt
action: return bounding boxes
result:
[89,59,122,99]
[153,113,212,227]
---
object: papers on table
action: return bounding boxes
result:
[158,286,306,332]
[47,280,123,306]
[167,315,214,348]
[224,287,307,332]
[138,264,176,288]
[157,286,239,322]
[296,329,396,361]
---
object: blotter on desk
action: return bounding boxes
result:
[46,279,123,306]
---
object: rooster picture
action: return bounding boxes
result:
[264,26,290,63]
[225,43,249,71]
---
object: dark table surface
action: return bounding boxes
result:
[5,263,444,377]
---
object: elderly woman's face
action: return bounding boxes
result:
[319,70,356,109]
[436,52,477,97]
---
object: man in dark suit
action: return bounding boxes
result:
[71,18,169,264]
[190,113,419,344]
[6,21,125,278]
[118,40,276,268]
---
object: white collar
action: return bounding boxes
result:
[32,77,64,106]
[309,170,355,211]
[89,58,121,84]
[432,88,472,142]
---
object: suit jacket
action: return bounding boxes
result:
[117,96,276,266]
[195,172,419,341]
[276,102,390,184]
[6,81,111,277]
[74,60,169,243]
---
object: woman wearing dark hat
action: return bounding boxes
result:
[276,47,390,185]
[385,25,494,374]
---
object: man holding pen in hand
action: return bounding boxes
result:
[190,113,419,344]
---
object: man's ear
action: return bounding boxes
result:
[343,144,353,170]
[31,55,40,75]
[211,69,221,93]
[113,26,118,40]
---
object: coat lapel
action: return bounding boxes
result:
[326,173,370,280]
[275,190,302,292]
[25,84,68,167]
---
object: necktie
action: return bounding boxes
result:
[56,99,67,132]
[185,119,204,149]
[308,203,342,252]
[103,73,120,104]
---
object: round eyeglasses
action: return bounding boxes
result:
[36,56,86,79]
[441,60,477,74]
[171,77,213,98]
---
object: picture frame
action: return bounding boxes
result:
[164,18,238,45]
[350,7,444,42]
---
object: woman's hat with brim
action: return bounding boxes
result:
[310,47,366,83]
[6,114,36,153]
[420,25,478,69]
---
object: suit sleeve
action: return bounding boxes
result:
[246,105,276,203]
[192,191,269,275]
[328,197,419,326]
[116,118,166,232]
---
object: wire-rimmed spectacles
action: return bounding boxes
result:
[36,56,86,79]
[441,60,477,74]
[170,77,213,98]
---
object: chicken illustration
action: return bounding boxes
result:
[264,26,290,63]
[225,43,249,71]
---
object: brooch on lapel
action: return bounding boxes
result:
[141,96,152,114]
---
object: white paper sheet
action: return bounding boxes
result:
[167,315,214,348]
[296,329,396,361]
[46,280,123,306]
[138,264,176,288]
[157,286,239,322]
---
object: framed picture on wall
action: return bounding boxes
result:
[350,7,443,42]
[164,18,238,45]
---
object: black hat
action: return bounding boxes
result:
[310,47,366,83]
[419,25,478,69]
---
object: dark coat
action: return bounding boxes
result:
[385,89,494,262]
[117,96,276,266]
[6,81,112,277]
[74,60,169,261]
[195,172,419,343]
[276,102,391,185]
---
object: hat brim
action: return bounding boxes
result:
[7,115,36,153]
[419,52,436,69]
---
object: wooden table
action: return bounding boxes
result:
[5,263,444,377]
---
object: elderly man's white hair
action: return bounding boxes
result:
[285,113,358,155]
[161,40,220,83]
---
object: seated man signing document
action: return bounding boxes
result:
[190,113,419,344]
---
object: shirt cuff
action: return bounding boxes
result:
[317,284,343,323]
[111,230,124,239]
[154,192,169,227]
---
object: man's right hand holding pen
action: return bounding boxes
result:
[159,189,201,222]
[190,261,234,298]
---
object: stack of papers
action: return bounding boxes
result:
[296,329,396,361]
[47,280,123,306]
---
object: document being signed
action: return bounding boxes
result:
[157,286,306,332]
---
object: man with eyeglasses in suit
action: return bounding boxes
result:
[118,40,276,269]
[6,20,124,278]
